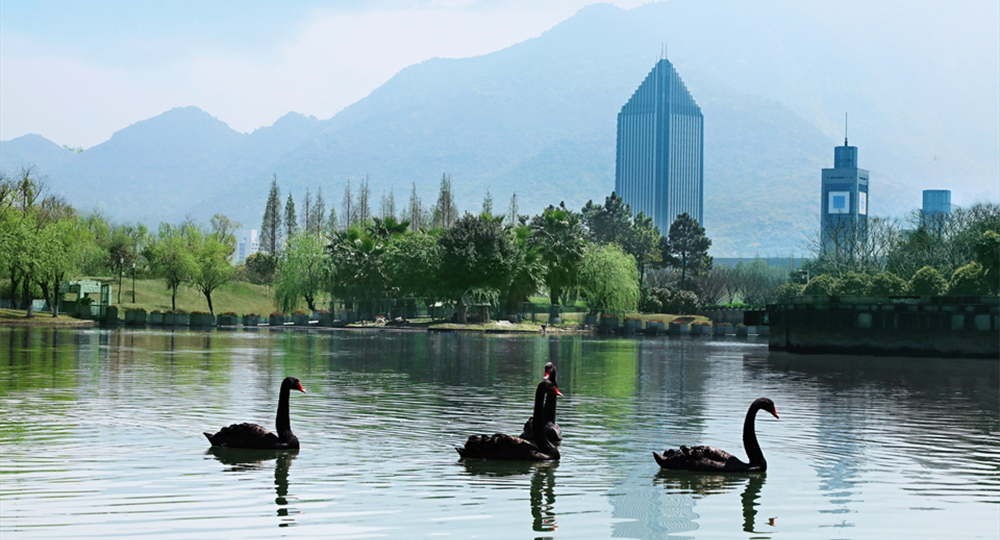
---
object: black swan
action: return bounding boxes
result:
[457,378,563,461]
[519,362,562,442]
[204,377,306,450]
[653,397,778,472]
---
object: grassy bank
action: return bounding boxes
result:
[82,277,279,315]
[0,308,96,326]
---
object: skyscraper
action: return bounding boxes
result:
[821,138,869,252]
[615,58,704,231]
[922,190,952,218]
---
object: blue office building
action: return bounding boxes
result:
[615,58,704,230]
[821,139,869,252]
[922,190,952,218]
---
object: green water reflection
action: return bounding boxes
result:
[1,326,998,540]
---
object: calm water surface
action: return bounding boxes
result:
[1,327,998,539]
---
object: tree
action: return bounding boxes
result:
[383,231,442,301]
[380,188,396,221]
[908,266,947,296]
[260,175,282,255]
[329,225,387,319]
[502,223,543,316]
[326,205,339,236]
[663,213,712,290]
[577,243,640,313]
[342,178,354,229]
[530,203,586,319]
[192,232,235,315]
[482,189,494,216]
[629,212,661,287]
[245,251,278,286]
[582,192,633,247]
[948,262,990,296]
[431,174,459,229]
[802,274,836,296]
[210,214,240,251]
[108,226,134,304]
[149,226,196,311]
[868,271,907,296]
[508,192,520,227]
[832,271,871,296]
[407,182,424,230]
[973,230,999,294]
[301,188,312,233]
[284,193,297,241]
[274,232,330,313]
[773,282,805,303]
[311,188,326,236]
[356,176,371,225]
[438,213,517,323]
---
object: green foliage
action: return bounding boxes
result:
[329,225,387,318]
[192,233,236,315]
[832,271,871,296]
[868,271,907,296]
[578,243,639,312]
[149,226,197,311]
[244,252,278,285]
[438,213,517,321]
[663,213,712,289]
[260,175,282,255]
[581,192,661,283]
[802,274,836,296]
[502,224,543,315]
[530,202,586,306]
[948,262,990,296]
[973,230,999,294]
[908,266,947,296]
[382,231,442,299]
[772,282,804,303]
[274,232,330,312]
[640,287,699,315]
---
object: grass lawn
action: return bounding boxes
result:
[83,277,281,315]
[0,308,95,326]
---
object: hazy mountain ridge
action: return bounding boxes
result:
[2,1,995,256]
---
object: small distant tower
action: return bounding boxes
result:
[821,120,869,253]
[922,190,952,219]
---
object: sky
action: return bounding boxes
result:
[0,0,649,148]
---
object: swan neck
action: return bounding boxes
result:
[743,403,764,465]
[276,385,292,440]
[532,383,555,453]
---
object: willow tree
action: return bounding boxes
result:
[275,232,330,313]
[578,243,640,313]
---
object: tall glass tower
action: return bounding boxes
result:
[821,139,869,252]
[615,58,704,231]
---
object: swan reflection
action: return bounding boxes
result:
[458,460,560,532]
[654,471,770,533]
[207,447,299,527]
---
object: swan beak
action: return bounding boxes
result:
[771,409,779,419]
[297,384,307,393]
[543,372,550,380]
[555,387,564,397]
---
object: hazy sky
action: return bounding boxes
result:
[1,0,649,148]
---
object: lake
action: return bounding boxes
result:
[1,326,998,539]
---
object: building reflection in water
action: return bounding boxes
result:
[207,447,299,527]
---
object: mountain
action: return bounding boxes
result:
[2,1,996,257]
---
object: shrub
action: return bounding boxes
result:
[222,311,237,316]
[948,262,990,296]
[908,266,947,296]
[832,272,871,296]
[868,272,907,296]
[773,282,804,303]
[77,296,94,306]
[802,274,836,296]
